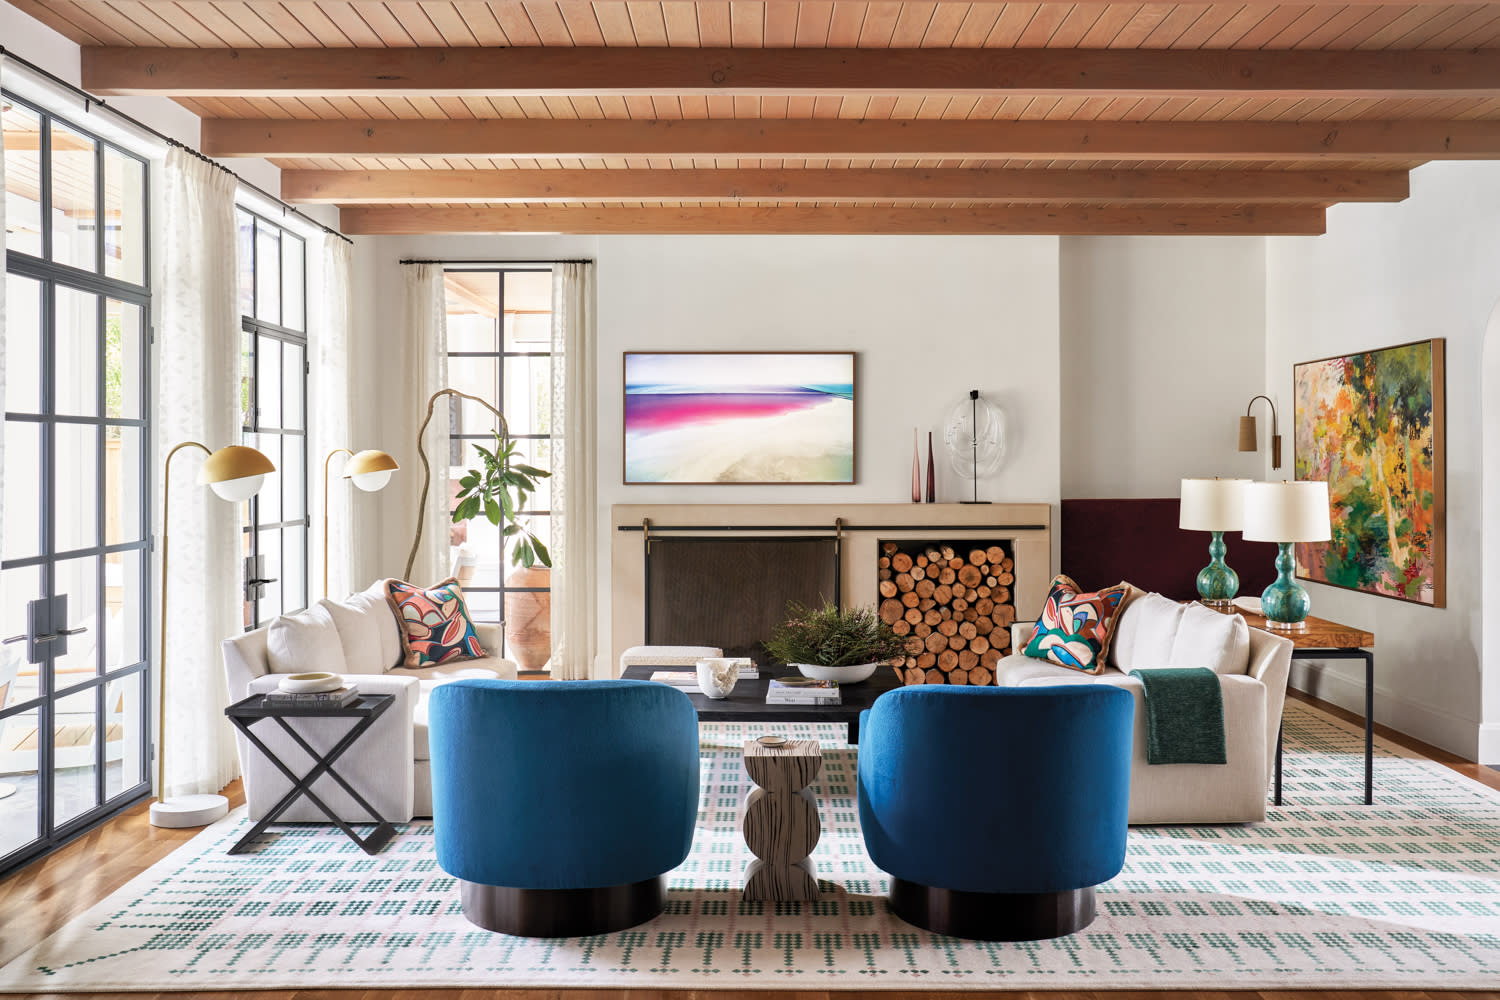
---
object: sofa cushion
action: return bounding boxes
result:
[1022,574,1130,674]
[265,604,348,676]
[410,663,509,761]
[1109,592,1184,670]
[1109,593,1250,675]
[319,586,400,674]
[1167,602,1251,675]
[386,578,486,667]
[993,653,1100,687]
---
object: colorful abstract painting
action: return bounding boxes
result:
[1293,339,1445,607]
[624,352,855,484]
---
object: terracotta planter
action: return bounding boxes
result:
[504,565,552,671]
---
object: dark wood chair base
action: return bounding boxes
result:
[889,878,1097,941]
[459,876,666,936]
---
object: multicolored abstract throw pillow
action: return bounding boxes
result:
[1023,574,1130,674]
[384,578,486,667]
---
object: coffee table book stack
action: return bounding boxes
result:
[767,678,841,705]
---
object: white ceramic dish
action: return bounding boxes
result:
[277,671,342,694]
[756,735,788,747]
[793,661,878,683]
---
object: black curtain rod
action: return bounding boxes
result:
[401,258,594,265]
[0,46,352,246]
[618,523,1047,533]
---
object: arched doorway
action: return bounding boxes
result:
[1482,299,1500,763]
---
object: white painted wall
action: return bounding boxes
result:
[352,233,1062,666]
[1059,236,1267,497]
[1266,161,1500,761]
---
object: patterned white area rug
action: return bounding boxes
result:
[2,701,1499,991]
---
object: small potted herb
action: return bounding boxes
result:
[764,601,906,683]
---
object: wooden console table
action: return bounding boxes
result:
[1207,606,1375,805]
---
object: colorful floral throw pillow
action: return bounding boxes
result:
[1023,574,1130,675]
[384,578,485,667]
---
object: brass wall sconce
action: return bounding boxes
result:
[1238,394,1282,470]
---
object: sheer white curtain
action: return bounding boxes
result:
[1,58,8,626]
[156,148,241,797]
[404,263,448,586]
[549,262,598,680]
[313,236,354,599]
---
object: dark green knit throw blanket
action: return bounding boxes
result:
[1128,667,1228,765]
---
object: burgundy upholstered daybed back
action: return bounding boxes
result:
[1060,498,1279,601]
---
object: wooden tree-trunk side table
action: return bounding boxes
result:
[741,739,822,901]
[1206,605,1376,805]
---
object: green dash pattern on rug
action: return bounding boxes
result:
[1,701,1499,990]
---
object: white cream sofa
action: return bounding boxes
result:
[221,582,517,822]
[1001,593,1293,824]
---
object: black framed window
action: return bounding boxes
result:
[1,91,152,876]
[442,269,553,665]
[236,209,307,629]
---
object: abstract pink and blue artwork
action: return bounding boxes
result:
[624,352,855,484]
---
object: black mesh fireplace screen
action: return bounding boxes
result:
[645,537,840,663]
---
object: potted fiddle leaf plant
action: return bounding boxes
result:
[452,429,552,670]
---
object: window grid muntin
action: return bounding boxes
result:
[237,210,309,629]
[442,268,553,665]
[0,90,152,878]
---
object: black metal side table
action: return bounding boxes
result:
[224,692,398,855]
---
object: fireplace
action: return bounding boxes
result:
[645,537,839,662]
[878,540,1016,685]
[610,503,1053,680]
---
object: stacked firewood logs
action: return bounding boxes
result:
[878,542,1016,686]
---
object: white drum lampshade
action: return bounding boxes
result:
[1242,481,1332,543]
[1179,478,1248,531]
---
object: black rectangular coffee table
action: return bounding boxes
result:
[621,664,901,744]
[224,692,398,856]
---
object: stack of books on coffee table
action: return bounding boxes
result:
[766,678,841,705]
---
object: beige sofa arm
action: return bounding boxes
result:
[1011,620,1037,652]
[1245,628,1294,778]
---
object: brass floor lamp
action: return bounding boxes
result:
[149,442,275,829]
[405,389,506,582]
[323,448,399,596]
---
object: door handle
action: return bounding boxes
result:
[2,635,25,645]
[34,626,88,643]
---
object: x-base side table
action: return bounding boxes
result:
[224,692,398,855]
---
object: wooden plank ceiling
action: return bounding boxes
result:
[19,0,1500,234]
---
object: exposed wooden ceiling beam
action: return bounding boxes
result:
[83,47,1500,99]
[204,117,1500,162]
[339,204,1326,236]
[283,167,1408,206]
[165,0,1500,5]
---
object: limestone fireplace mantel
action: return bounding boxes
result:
[609,503,1052,674]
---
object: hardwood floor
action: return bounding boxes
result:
[2,690,1497,1000]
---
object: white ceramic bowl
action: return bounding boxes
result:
[277,671,342,694]
[793,662,879,683]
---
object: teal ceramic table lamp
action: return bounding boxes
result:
[1241,480,1332,631]
[1179,478,1249,606]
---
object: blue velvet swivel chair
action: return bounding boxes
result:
[428,678,700,936]
[858,684,1134,940]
